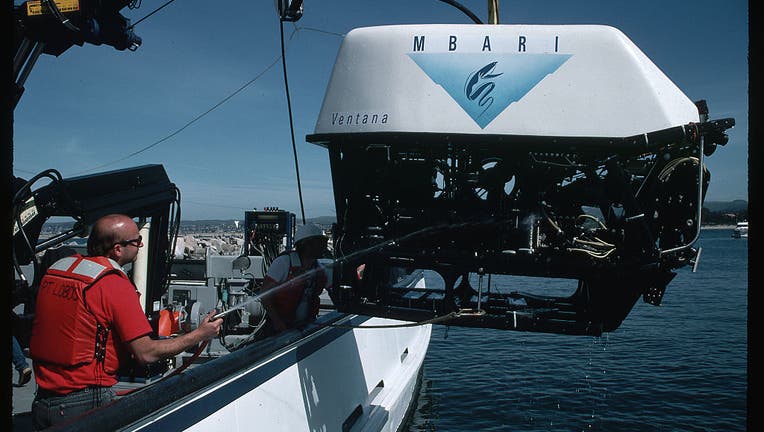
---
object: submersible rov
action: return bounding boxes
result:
[307,24,734,336]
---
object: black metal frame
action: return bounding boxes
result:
[12,164,179,314]
[309,116,734,336]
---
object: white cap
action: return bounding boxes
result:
[294,223,326,245]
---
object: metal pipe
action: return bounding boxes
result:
[34,228,87,253]
[14,41,45,108]
[13,38,34,77]
[660,135,705,256]
[488,0,499,24]
[133,222,151,312]
[477,272,483,311]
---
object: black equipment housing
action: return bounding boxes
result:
[12,165,180,344]
[309,111,734,336]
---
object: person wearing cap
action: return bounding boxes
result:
[260,223,329,334]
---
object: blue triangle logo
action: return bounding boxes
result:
[408,53,571,128]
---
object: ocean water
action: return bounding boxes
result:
[405,229,748,431]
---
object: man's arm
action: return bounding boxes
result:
[126,311,222,365]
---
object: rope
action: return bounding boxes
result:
[128,0,177,29]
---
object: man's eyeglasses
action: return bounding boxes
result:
[114,236,142,248]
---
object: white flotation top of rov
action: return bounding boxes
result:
[309,24,699,144]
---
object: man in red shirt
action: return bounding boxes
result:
[29,214,223,429]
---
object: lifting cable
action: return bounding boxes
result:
[128,0,176,30]
[279,19,306,225]
[437,0,483,24]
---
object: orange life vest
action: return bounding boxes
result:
[273,252,326,326]
[30,254,127,368]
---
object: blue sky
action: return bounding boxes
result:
[13,0,748,221]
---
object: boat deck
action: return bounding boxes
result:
[12,366,35,430]
[12,361,164,431]
[12,299,344,431]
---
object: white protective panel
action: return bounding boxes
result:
[313,24,699,138]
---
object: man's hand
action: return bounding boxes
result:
[197,309,223,341]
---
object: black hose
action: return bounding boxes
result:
[279,20,307,225]
[437,0,484,24]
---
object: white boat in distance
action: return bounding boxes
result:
[732,221,748,238]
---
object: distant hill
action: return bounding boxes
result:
[703,200,748,213]
[308,216,337,225]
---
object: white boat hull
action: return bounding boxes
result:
[30,312,432,432]
[139,315,431,432]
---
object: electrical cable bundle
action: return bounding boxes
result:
[568,214,616,258]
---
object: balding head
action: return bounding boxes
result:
[87,214,142,265]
